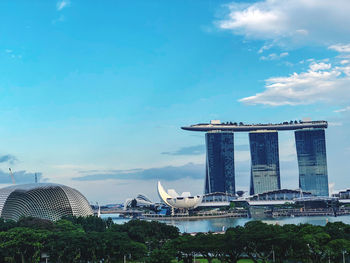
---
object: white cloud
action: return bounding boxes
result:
[295,29,308,36]
[260,52,289,60]
[258,44,273,53]
[239,61,350,106]
[4,49,22,59]
[218,0,350,46]
[329,44,350,53]
[334,106,350,113]
[309,62,331,71]
[56,0,70,11]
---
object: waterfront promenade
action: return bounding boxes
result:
[143,210,248,220]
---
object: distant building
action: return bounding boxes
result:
[205,131,235,195]
[0,183,93,221]
[333,189,350,199]
[295,129,329,196]
[249,131,281,195]
[294,196,338,209]
[248,189,312,201]
[124,194,154,210]
[201,192,237,203]
[333,190,347,199]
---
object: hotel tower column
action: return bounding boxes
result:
[295,128,329,196]
[205,131,235,195]
[249,130,281,195]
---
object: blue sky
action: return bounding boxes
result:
[0,0,350,203]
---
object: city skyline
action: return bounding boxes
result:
[0,0,349,203]
[186,120,328,198]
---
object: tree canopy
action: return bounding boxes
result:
[0,217,349,262]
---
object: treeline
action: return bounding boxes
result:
[172,221,350,263]
[0,216,179,263]
[1,217,350,263]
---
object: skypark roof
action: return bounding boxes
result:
[181,120,328,132]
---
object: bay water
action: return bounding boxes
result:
[100,214,350,233]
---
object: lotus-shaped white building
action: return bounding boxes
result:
[157,181,202,209]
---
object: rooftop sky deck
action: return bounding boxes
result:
[181,120,328,132]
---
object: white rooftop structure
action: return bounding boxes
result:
[124,194,154,210]
[157,181,202,209]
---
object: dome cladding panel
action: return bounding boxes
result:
[0,183,93,221]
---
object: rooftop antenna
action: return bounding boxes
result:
[9,168,15,184]
[35,173,38,183]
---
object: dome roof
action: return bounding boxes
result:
[0,183,93,221]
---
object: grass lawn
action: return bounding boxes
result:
[197,259,262,263]
[173,259,258,263]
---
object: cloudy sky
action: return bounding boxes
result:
[0,0,349,203]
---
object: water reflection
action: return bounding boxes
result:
[101,214,350,233]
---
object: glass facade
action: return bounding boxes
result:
[205,132,235,195]
[249,189,312,201]
[201,192,237,203]
[249,131,281,195]
[295,129,329,196]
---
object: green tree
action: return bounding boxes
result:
[17,217,54,231]
[147,246,176,263]
[0,227,48,263]
[273,224,301,262]
[46,229,107,263]
[46,230,86,262]
[326,239,350,263]
[104,231,146,262]
[325,221,350,240]
[62,215,108,232]
[220,226,245,263]
[299,224,331,263]
[54,219,84,232]
[170,234,197,263]
[0,218,16,232]
[241,221,277,263]
[115,220,179,251]
[85,231,106,261]
[194,233,220,263]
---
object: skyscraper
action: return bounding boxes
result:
[205,131,235,194]
[249,131,281,195]
[295,129,329,196]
